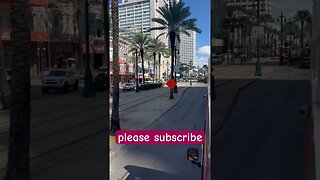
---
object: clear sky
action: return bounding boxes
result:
[183,0,211,66]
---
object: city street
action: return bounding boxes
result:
[0,80,203,179]
[0,59,313,179]
[110,84,207,180]
[212,63,311,180]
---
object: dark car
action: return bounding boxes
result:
[299,48,311,69]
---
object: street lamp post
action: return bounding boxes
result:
[174,45,178,93]
[274,28,277,57]
[189,60,192,86]
[135,49,140,92]
[277,12,286,65]
[255,0,262,76]
[83,0,95,97]
[227,24,230,65]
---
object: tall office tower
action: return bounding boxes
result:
[179,31,196,65]
[118,0,169,45]
[226,0,273,15]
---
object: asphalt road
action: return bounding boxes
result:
[110,86,207,180]
[212,73,310,179]
[0,85,189,178]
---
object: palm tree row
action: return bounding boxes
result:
[128,32,169,85]
[110,0,200,131]
[150,0,201,99]
[292,10,312,50]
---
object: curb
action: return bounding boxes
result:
[212,78,260,136]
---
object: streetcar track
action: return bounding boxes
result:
[0,89,170,154]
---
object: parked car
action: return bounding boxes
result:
[123,83,135,91]
[42,68,79,93]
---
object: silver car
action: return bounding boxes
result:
[42,69,79,93]
[122,83,135,91]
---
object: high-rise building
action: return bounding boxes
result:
[179,31,196,64]
[226,0,273,15]
[118,0,169,44]
[119,0,172,80]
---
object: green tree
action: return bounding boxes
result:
[259,14,274,54]
[284,21,300,46]
[110,0,120,132]
[149,38,168,82]
[5,0,32,179]
[293,10,311,50]
[150,0,201,99]
[129,32,152,85]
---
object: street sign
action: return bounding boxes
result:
[166,79,176,89]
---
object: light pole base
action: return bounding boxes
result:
[255,62,262,76]
[83,70,96,97]
[174,85,178,93]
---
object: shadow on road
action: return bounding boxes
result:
[212,79,313,180]
[123,165,181,180]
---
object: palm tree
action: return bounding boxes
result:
[150,0,201,99]
[293,10,311,50]
[110,0,120,132]
[0,33,10,109]
[5,0,32,179]
[284,21,299,47]
[304,16,312,41]
[259,14,274,55]
[129,32,152,85]
[149,38,168,82]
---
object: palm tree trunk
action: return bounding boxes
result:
[0,34,10,109]
[5,0,31,179]
[140,49,145,85]
[237,26,240,56]
[110,0,120,132]
[158,54,161,82]
[169,32,175,99]
[300,20,304,50]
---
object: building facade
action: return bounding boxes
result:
[118,0,171,81]
[226,0,273,15]
[118,0,168,44]
[179,30,196,64]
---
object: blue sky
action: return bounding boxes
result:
[183,0,210,66]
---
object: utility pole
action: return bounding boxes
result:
[255,0,262,76]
